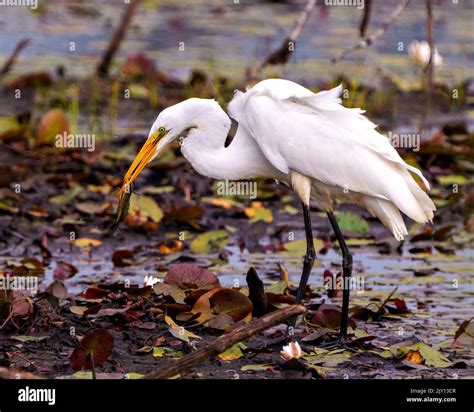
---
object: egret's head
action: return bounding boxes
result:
[123,98,228,185]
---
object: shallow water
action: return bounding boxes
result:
[1,0,473,85]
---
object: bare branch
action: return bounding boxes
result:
[0,38,31,77]
[359,0,372,38]
[333,0,410,63]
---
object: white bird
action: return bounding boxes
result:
[122,78,435,343]
[408,40,443,68]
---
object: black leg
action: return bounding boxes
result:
[295,202,316,304]
[327,211,353,342]
[286,202,316,341]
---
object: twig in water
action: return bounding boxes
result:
[258,0,316,69]
[0,38,30,77]
[97,0,142,77]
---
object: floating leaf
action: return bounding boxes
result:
[283,238,325,256]
[190,230,229,254]
[244,201,273,222]
[335,211,370,235]
[164,263,220,290]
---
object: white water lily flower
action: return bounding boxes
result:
[408,40,443,68]
[280,341,302,361]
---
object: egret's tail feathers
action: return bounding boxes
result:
[363,197,408,241]
[402,172,436,223]
[386,167,436,226]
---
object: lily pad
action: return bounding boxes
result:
[190,230,229,254]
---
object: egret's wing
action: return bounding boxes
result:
[228,80,435,223]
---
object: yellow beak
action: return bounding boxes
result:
[123,129,166,187]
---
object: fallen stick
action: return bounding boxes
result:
[332,0,410,63]
[0,38,31,77]
[97,0,141,77]
[143,304,305,379]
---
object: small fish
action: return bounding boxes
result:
[112,181,132,235]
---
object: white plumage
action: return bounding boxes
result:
[126,78,435,241]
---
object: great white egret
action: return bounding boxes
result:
[121,78,435,343]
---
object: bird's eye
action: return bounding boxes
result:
[158,127,166,134]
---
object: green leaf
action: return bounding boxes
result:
[125,372,145,379]
[218,343,246,361]
[398,342,452,368]
[152,346,183,358]
[283,238,325,257]
[335,212,370,235]
[130,194,163,222]
[165,315,201,342]
[437,175,470,185]
[190,230,229,254]
[50,186,83,205]
[241,364,271,371]
[10,335,49,343]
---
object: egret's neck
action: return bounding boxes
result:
[181,126,280,181]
